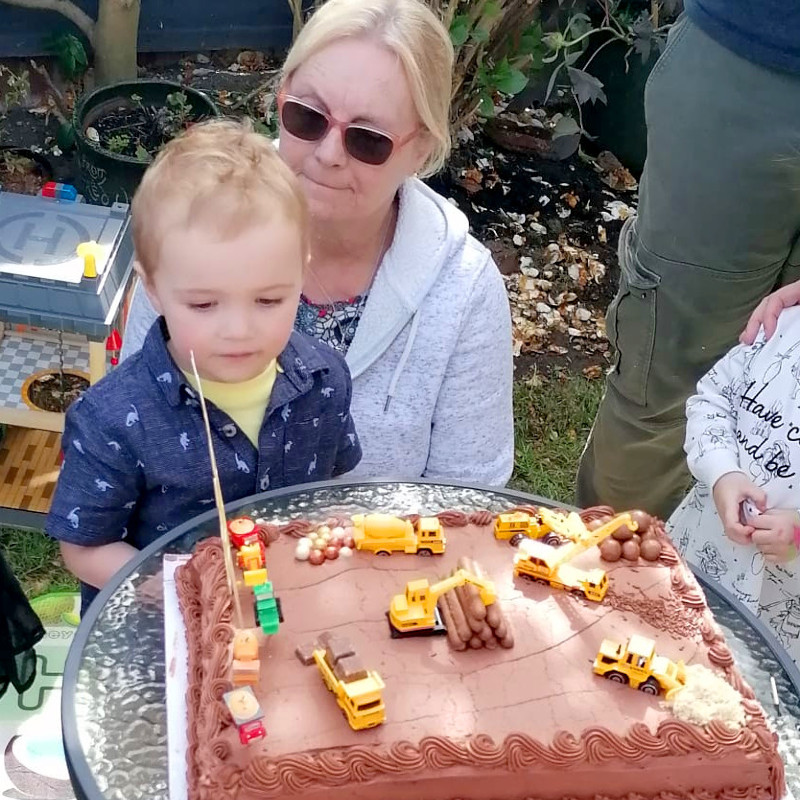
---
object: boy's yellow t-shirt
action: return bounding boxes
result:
[183,360,281,447]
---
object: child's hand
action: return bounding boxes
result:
[712,472,766,545]
[750,509,800,564]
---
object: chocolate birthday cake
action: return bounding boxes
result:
[175,506,784,800]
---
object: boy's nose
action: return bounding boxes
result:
[223,309,252,340]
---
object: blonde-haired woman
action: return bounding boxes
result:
[121,0,514,486]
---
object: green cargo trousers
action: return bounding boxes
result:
[576,15,800,520]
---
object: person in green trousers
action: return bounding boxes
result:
[576,1,800,519]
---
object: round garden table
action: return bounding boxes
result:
[61,479,800,800]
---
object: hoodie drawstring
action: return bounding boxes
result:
[384,311,420,412]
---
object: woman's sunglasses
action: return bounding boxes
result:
[278,93,418,166]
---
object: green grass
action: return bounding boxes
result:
[0,526,77,598]
[509,369,604,505]
[1,370,603,598]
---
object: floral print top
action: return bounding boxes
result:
[294,293,369,355]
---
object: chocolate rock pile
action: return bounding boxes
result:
[594,509,663,563]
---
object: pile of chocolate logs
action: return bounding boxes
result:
[594,509,663,563]
[437,557,514,652]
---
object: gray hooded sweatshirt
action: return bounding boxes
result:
[120,177,514,486]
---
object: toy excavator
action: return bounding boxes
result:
[513,512,637,602]
[388,568,497,637]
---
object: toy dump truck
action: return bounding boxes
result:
[298,633,386,731]
[351,513,445,556]
[593,635,687,699]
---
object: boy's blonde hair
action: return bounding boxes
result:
[132,118,308,274]
[281,0,453,177]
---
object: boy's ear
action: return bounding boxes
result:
[133,261,164,315]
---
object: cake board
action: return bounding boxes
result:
[164,554,192,800]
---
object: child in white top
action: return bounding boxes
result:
[668,307,800,666]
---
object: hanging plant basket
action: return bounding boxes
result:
[73,80,220,207]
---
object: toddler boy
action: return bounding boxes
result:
[46,119,361,613]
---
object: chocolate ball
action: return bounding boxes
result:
[631,533,641,546]
[621,540,640,561]
[309,549,326,566]
[324,546,339,561]
[629,509,652,532]
[329,535,343,548]
[339,546,353,558]
[640,528,658,541]
[599,538,623,562]
[611,524,634,542]
[344,535,356,549]
[640,539,662,562]
[587,515,612,531]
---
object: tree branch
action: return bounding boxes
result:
[0,0,95,45]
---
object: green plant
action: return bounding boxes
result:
[540,0,682,131]
[444,1,546,126]
[43,31,88,80]
[166,90,192,126]
[0,64,30,116]
[106,133,131,152]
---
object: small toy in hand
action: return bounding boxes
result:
[739,499,761,526]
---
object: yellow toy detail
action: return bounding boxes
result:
[237,542,265,572]
[351,513,445,556]
[243,567,268,587]
[310,635,386,731]
[593,635,687,699]
[388,568,497,636]
[494,507,588,546]
[513,512,637,602]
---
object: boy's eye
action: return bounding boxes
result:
[188,302,216,310]
[258,298,281,307]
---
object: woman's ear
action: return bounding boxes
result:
[133,261,164,315]
[410,131,434,175]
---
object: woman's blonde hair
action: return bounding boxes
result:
[281,0,454,177]
[132,118,308,274]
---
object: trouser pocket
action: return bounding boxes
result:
[606,217,660,406]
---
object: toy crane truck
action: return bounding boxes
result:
[494,507,590,547]
[387,568,497,637]
[351,513,445,556]
[513,512,637,602]
[593,635,687,699]
[298,633,386,731]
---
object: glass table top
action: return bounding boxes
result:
[61,480,800,800]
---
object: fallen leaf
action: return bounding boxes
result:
[458,166,484,194]
[560,192,579,208]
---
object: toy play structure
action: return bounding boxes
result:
[0,185,135,526]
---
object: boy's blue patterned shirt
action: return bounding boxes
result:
[46,319,361,612]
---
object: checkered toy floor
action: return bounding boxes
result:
[0,333,89,410]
